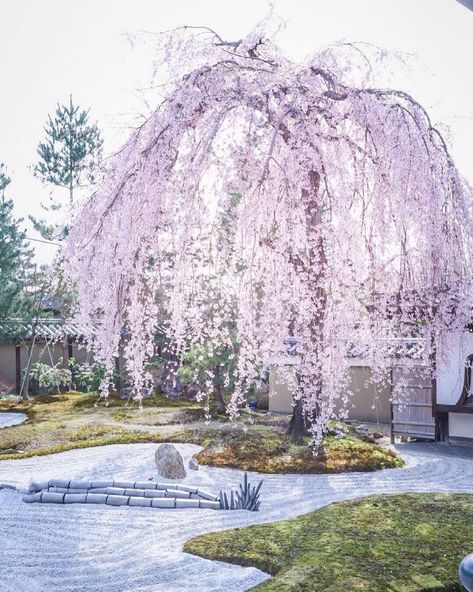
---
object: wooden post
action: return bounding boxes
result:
[15,343,21,394]
[62,335,69,369]
[114,357,121,395]
[389,367,395,444]
[115,340,125,397]
[430,335,441,442]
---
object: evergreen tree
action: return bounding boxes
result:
[31,95,103,240]
[0,164,34,318]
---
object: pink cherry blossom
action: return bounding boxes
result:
[60,23,473,443]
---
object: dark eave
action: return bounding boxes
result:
[457,0,473,11]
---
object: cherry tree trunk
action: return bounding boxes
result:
[214,365,226,412]
[288,170,326,440]
[288,398,307,440]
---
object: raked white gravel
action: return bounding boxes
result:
[1,441,473,592]
[0,412,27,429]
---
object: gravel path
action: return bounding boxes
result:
[0,412,27,429]
[1,442,473,592]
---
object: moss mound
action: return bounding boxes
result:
[194,424,402,473]
[185,493,473,591]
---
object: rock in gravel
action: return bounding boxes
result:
[155,444,186,479]
[0,483,17,490]
[188,459,199,471]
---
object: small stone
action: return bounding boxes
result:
[155,443,186,479]
[188,459,199,471]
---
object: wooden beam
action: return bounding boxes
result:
[435,404,473,415]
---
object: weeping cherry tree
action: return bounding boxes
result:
[61,22,473,442]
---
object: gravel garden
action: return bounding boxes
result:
[1,391,472,591]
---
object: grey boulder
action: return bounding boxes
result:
[155,443,186,479]
[188,458,199,471]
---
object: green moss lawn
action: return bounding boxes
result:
[0,391,402,473]
[0,391,203,459]
[185,493,472,591]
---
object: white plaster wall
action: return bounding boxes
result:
[269,365,297,414]
[436,331,473,405]
[268,364,392,422]
[0,343,16,386]
[449,412,473,438]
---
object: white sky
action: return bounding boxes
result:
[1,0,472,262]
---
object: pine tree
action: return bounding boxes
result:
[0,164,34,318]
[31,95,103,240]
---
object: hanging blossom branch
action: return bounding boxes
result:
[60,21,473,444]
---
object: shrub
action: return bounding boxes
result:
[27,362,72,393]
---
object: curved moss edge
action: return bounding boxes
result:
[184,493,473,591]
[0,425,219,460]
[0,391,205,460]
[193,427,404,474]
[0,425,403,474]
[0,393,402,474]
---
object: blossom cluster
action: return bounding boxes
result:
[61,24,473,443]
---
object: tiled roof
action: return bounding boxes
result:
[346,338,428,361]
[0,318,90,342]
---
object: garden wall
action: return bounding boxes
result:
[269,363,392,424]
[0,342,91,393]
